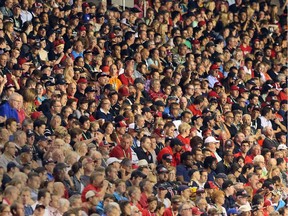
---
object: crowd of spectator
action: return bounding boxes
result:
[0,0,286,215]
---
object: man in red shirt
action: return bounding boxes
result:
[81,167,109,202]
[118,66,134,86]
[234,140,253,164]
[110,133,132,160]
[157,138,183,166]
[163,195,182,216]
[188,95,205,116]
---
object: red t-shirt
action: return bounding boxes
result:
[188,104,202,116]
[118,74,134,86]
[109,145,132,160]
[176,134,191,152]
[234,152,253,164]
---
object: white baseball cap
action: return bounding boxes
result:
[277,144,287,151]
[204,136,220,144]
[138,159,149,167]
[238,204,252,213]
[107,157,122,166]
[85,190,97,200]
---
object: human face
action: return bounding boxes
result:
[1,206,11,216]
[241,142,250,153]
[121,138,131,150]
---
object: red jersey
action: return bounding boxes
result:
[157,146,180,167]
[109,145,132,160]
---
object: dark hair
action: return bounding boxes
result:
[68,162,82,176]
[190,136,203,149]
[242,163,253,174]
[180,151,193,163]
[5,118,17,128]
[37,189,49,201]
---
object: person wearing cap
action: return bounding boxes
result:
[157,138,183,167]
[15,145,34,168]
[235,189,250,208]
[178,185,191,202]
[82,190,100,214]
[74,76,88,101]
[2,162,18,189]
[207,63,222,88]
[163,195,182,216]
[204,136,222,162]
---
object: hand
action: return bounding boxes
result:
[274,118,281,125]
[102,180,109,188]
[0,116,6,123]
[11,75,16,81]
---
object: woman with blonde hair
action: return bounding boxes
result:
[151,20,161,32]
[267,166,281,179]
[176,122,191,151]
[158,23,169,44]
[210,190,227,216]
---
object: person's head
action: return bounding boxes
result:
[90,167,105,187]
[27,172,41,190]
[37,189,51,206]
[10,201,24,216]
[240,140,250,154]
[211,190,225,205]
[180,151,193,167]
[0,204,11,216]
[4,186,20,203]
[179,201,193,216]
[3,141,17,157]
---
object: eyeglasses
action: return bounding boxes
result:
[182,208,192,211]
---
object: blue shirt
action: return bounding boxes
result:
[0,102,19,122]
[176,164,191,183]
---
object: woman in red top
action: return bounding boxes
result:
[176,122,191,152]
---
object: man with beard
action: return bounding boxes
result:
[81,167,109,202]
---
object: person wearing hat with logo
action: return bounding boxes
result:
[204,136,222,162]
[235,189,250,208]
[157,138,183,167]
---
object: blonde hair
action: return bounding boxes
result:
[178,122,191,134]
[54,126,68,139]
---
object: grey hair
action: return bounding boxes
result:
[104,202,120,214]
[59,198,70,208]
